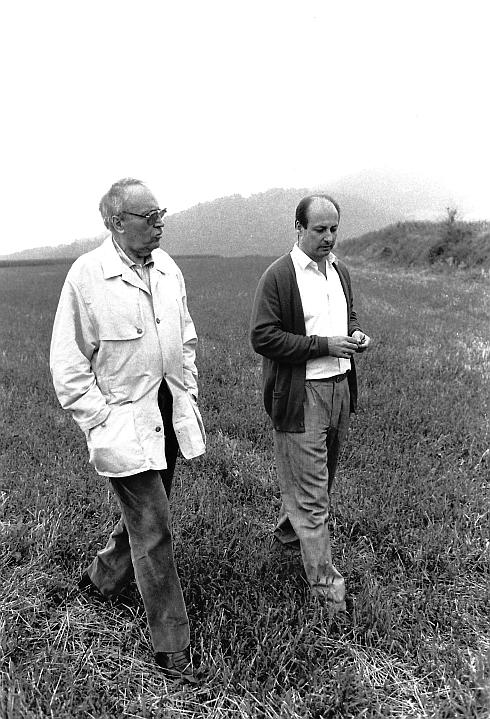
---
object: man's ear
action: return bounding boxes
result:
[111,215,125,234]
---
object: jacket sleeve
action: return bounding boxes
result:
[250,267,330,365]
[50,274,110,433]
[177,269,199,398]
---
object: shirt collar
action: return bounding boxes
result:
[291,242,337,269]
[100,236,175,279]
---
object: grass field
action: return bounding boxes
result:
[0,255,489,718]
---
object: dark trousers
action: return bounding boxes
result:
[85,381,189,653]
[273,378,350,604]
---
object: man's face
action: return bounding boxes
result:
[115,185,164,260]
[297,198,339,263]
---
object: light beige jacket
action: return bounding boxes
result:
[50,237,205,477]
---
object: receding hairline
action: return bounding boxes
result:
[308,197,338,217]
[295,193,341,229]
[98,178,152,230]
[121,182,157,209]
[310,196,337,210]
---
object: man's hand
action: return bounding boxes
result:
[328,336,360,358]
[352,330,371,353]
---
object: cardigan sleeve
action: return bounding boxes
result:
[250,266,330,364]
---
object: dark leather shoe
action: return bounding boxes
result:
[269,537,302,560]
[78,572,134,606]
[270,536,301,552]
[78,571,103,597]
[155,646,197,683]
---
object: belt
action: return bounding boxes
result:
[307,372,348,384]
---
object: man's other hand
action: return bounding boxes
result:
[352,330,371,353]
[328,336,360,358]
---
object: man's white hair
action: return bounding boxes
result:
[99,178,148,230]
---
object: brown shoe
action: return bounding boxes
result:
[155,646,197,683]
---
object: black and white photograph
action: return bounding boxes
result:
[0,1,488,717]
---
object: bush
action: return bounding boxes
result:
[429,207,472,266]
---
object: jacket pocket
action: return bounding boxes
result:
[86,404,145,475]
[271,390,288,426]
[96,280,144,340]
[98,314,145,341]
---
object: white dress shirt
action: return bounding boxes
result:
[290,243,350,379]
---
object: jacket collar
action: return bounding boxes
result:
[99,236,173,280]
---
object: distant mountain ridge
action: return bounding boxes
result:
[2,172,473,261]
[1,188,399,261]
[2,233,110,262]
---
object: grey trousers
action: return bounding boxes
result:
[85,381,190,653]
[273,377,350,604]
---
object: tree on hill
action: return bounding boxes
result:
[339,213,490,270]
[428,207,472,266]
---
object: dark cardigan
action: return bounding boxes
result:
[250,253,362,432]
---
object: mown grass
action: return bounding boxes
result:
[0,256,489,718]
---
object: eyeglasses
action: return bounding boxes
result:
[121,208,167,226]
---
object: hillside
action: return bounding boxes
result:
[161,188,400,256]
[340,217,490,270]
[0,233,110,262]
[2,173,480,263]
[0,187,408,262]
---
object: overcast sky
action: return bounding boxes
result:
[1,0,488,254]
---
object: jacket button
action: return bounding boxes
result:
[155,426,162,432]
[136,328,143,334]
[156,318,161,324]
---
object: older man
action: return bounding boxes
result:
[50,178,205,681]
[250,194,371,610]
